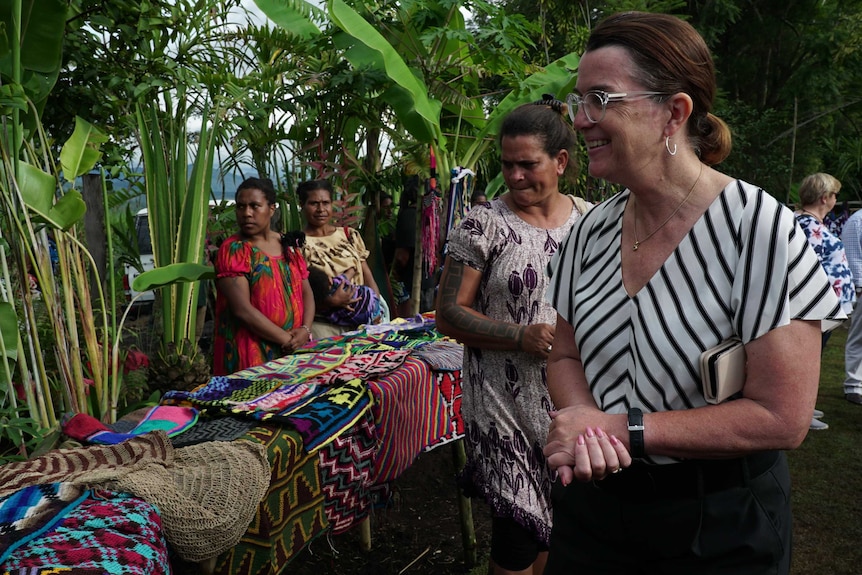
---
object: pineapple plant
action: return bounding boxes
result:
[148,338,211,396]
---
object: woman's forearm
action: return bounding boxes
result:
[437,301,525,350]
[436,258,523,350]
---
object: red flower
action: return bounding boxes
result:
[124,349,149,374]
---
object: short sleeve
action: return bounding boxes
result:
[446,202,498,272]
[347,228,370,261]
[732,189,843,341]
[215,235,252,279]
[291,248,310,281]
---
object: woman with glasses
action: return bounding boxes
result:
[436,97,590,575]
[543,12,843,575]
[794,172,855,430]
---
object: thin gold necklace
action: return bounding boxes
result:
[800,209,822,223]
[632,163,704,252]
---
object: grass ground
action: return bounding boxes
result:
[788,325,862,575]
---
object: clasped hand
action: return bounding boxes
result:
[280,326,310,354]
[520,323,555,358]
[544,405,632,486]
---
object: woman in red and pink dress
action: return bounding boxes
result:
[212,177,315,376]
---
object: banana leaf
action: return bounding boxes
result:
[132,262,215,292]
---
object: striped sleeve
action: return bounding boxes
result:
[732,182,843,341]
[547,193,625,324]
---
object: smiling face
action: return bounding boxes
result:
[235,187,275,238]
[302,188,333,230]
[500,134,567,209]
[573,46,669,186]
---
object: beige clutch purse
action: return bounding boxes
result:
[700,338,746,404]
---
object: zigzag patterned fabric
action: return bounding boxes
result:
[214,424,327,575]
[0,490,169,575]
[367,357,451,483]
[0,433,173,499]
[317,411,378,534]
[170,416,258,448]
[425,370,465,451]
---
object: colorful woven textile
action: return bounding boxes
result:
[0,484,89,563]
[61,406,198,445]
[214,424,327,575]
[283,377,371,452]
[0,490,170,575]
[164,346,411,452]
[3,568,101,574]
[425,370,465,451]
[164,345,350,410]
[0,432,271,563]
[367,357,451,482]
[318,411,377,534]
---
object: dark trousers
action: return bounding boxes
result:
[544,451,791,575]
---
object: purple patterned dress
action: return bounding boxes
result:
[446,196,585,545]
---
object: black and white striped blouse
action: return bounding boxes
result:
[547,180,842,440]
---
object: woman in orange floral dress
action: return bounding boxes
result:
[212,177,315,376]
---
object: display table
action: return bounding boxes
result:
[164,316,466,574]
[0,316,466,575]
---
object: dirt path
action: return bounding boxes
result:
[288,444,492,575]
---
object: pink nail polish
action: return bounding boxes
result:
[578,434,585,445]
[609,435,620,446]
[595,427,605,439]
[586,427,595,438]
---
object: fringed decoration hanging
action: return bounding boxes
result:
[444,167,476,238]
[422,148,441,276]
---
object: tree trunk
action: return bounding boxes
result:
[81,173,107,303]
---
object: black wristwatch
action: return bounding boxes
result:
[627,407,645,458]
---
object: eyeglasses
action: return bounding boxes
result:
[566,90,669,124]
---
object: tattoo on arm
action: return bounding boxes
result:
[439,259,524,349]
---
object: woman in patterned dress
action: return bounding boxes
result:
[299,179,382,339]
[436,97,590,575]
[794,172,855,430]
[542,12,844,575]
[212,177,314,376]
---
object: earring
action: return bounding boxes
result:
[665,136,677,156]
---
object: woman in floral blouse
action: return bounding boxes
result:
[795,172,856,430]
[436,97,590,575]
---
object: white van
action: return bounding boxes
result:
[124,207,156,304]
[123,200,235,304]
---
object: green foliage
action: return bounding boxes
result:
[135,91,221,354]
